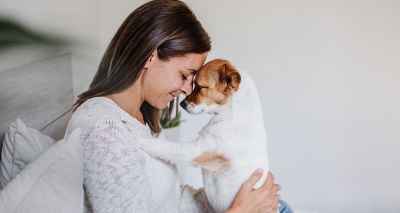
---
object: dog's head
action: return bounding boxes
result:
[180,59,241,114]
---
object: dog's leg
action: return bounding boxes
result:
[135,137,229,174]
[135,137,210,165]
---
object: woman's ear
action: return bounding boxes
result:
[144,49,157,69]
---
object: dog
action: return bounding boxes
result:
[136,59,271,213]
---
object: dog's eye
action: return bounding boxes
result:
[195,85,208,93]
[194,82,207,90]
[193,86,201,92]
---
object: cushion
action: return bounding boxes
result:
[0,128,84,213]
[0,118,56,189]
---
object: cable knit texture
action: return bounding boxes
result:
[64,97,213,213]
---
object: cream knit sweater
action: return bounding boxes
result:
[65,97,213,213]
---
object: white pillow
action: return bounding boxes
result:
[0,128,84,213]
[0,118,56,189]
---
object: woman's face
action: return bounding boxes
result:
[142,51,208,109]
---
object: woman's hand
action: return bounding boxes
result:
[225,169,281,213]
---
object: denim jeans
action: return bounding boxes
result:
[279,200,294,213]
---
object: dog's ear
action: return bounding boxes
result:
[220,63,241,92]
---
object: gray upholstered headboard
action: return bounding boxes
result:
[0,53,74,148]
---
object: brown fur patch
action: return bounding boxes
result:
[192,151,230,175]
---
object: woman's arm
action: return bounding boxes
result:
[81,118,151,212]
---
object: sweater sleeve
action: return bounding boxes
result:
[81,118,151,213]
[179,185,215,213]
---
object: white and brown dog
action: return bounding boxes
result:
[137,59,270,213]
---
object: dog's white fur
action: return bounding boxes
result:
[136,69,270,213]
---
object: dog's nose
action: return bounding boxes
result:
[180,100,188,109]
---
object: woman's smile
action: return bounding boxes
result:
[168,92,178,102]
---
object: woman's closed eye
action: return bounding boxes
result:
[180,72,190,81]
[181,74,188,80]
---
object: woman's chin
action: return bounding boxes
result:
[156,102,169,110]
[150,99,171,110]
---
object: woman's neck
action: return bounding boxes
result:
[106,82,145,124]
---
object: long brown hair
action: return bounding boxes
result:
[72,0,211,136]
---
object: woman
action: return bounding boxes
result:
[66,0,292,212]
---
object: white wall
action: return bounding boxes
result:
[99,0,146,52]
[0,0,102,97]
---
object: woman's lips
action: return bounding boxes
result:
[168,92,176,101]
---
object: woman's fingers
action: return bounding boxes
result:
[242,168,263,192]
[253,172,281,212]
[274,195,281,210]
[256,171,274,192]
[233,170,282,213]
[270,187,281,211]
[271,183,281,196]
[256,203,274,213]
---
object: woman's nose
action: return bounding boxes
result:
[180,80,193,95]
